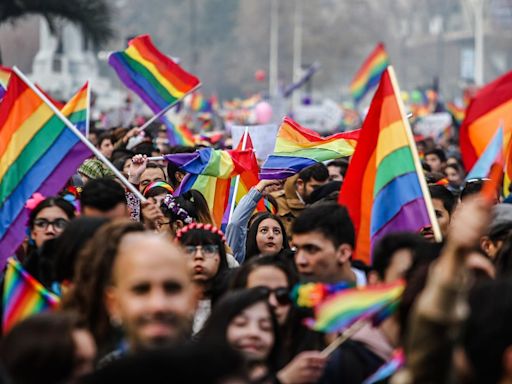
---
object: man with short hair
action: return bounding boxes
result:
[291,202,365,286]
[81,178,129,219]
[326,159,348,182]
[105,232,196,352]
[424,148,446,173]
[420,185,457,241]
[480,204,512,260]
[272,163,329,236]
[128,155,167,193]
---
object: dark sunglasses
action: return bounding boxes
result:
[260,286,291,306]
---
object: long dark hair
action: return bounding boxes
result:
[245,213,289,261]
[198,287,281,375]
[28,197,76,231]
[178,228,230,302]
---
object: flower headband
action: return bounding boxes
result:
[25,193,46,211]
[143,181,174,198]
[175,222,226,243]
[162,194,194,225]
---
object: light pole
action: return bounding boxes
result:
[469,0,485,85]
[269,0,279,98]
[292,0,303,110]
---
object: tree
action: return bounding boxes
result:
[0,0,113,46]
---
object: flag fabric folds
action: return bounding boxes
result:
[466,126,504,180]
[108,34,200,145]
[350,43,390,104]
[260,117,359,179]
[305,280,405,333]
[339,67,438,265]
[0,74,91,268]
[3,258,60,332]
[167,147,259,226]
[460,70,512,171]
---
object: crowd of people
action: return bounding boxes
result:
[1,119,512,384]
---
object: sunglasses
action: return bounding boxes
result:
[260,286,291,306]
[33,218,69,231]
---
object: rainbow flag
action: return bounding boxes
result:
[291,281,353,308]
[260,117,360,179]
[350,43,390,104]
[3,258,60,332]
[446,101,465,126]
[339,67,439,265]
[109,34,200,145]
[466,125,504,180]
[0,66,12,99]
[363,349,405,384]
[0,74,91,268]
[167,148,258,226]
[305,280,405,333]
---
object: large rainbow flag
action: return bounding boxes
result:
[339,67,439,265]
[350,43,390,104]
[459,70,512,194]
[305,279,405,333]
[0,73,91,267]
[260,117,359,179]
[3,258,60,332]
[466,125,504,180]
[166,148,258,226]
[109,34,200,145]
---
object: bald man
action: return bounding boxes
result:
[105,233,196,352]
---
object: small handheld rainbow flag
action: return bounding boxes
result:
[350,43,390,104]
[3,258,60,332]
[291,281,353,308]
[260,117,359,179]
[305,280,405,333]
[109,34,200,145]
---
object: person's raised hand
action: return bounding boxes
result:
[256,179,282,195]
[277,351,327,384]
[128,154,147,184]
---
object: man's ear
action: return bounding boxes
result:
[480,236,493,257]
[104,286,121,325]
[296,178,304,195]
[336,243,352,265]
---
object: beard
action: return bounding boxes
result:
[133,312,193,351]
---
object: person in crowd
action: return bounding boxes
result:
[244,213,290,262]
[231,255,327,383]
[0,311,96,384]
[272,163,329,237]
[142,181,174,207]
[62,220,146,357]
[420,184,457,241]
[22,195,76,278]
[226,179,284,263]
[175,223,231,333]
[307,181,343,205]
[291,202,366,285]
[460,178,500,204]
[97,132,114,160]
[480,204,512,260]
[80,177,129,219]
[198,288,283,383]
[326,159,348,182]
[443,163,465,192]
[128,155,167,193]
[424,148,447,173]
[102,230,197,358]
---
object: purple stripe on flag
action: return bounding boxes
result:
[260,155,317,179]
[0,142,90,269]
[0,85,5,99]
[370,197,431,248]
[163,152,200,168]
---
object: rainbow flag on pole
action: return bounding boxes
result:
[0,74,91,268]
[466,125,504,180]
[166,148,258,226]
[350,43,390,104]
[305,279,405,333]
[339,67,440,265]
[3,258,60,332]
[260,117,359,179]
[109,34,200,145]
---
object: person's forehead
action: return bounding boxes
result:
[292,230,330,245]
[141,167,165,179]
